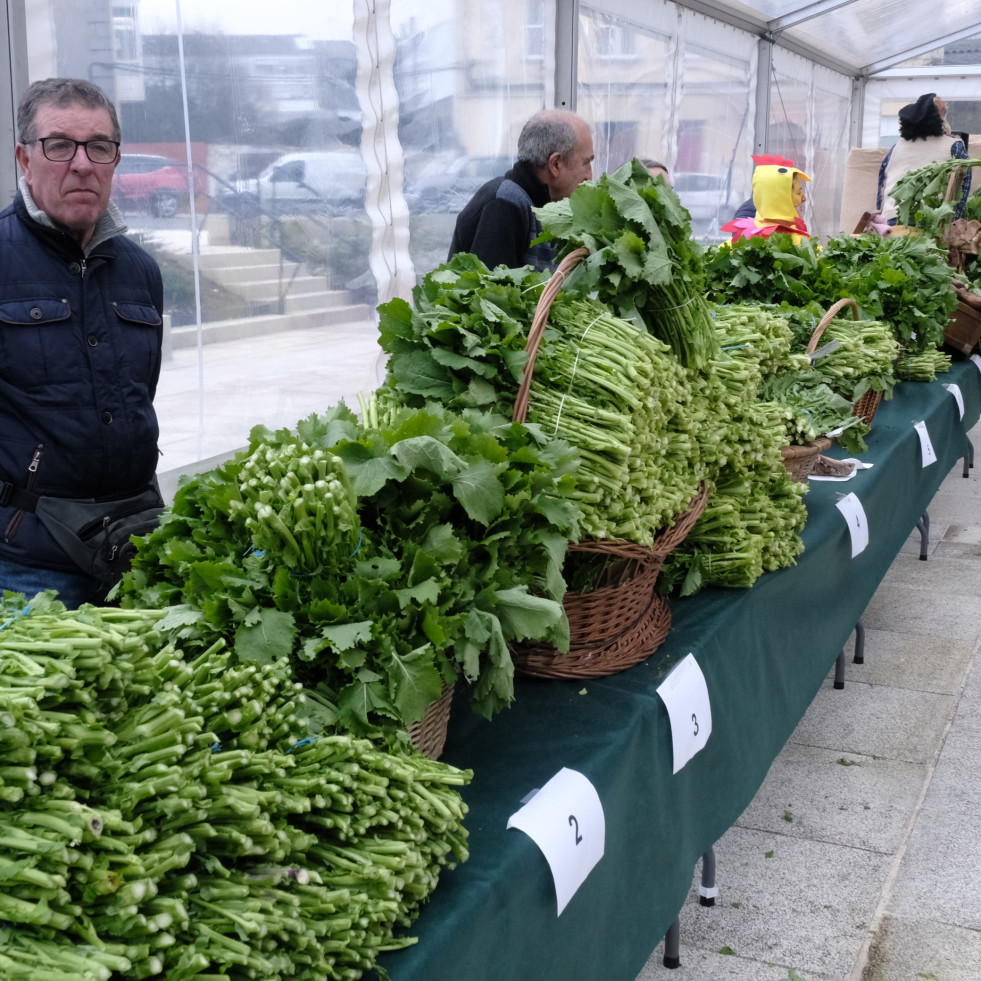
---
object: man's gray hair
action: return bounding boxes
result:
[517,110,581,169]
[17,78,121,145]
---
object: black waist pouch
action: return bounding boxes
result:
[34,480,165,584]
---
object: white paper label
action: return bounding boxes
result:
[913,420,937,468]
[944,383,966,420]
[656,653,712,774]
[836,492,869,557]
[507,768,605,915]
[971,353,981,374]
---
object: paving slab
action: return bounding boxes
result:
[859,584,981,642]
[791,681,954,764]
[735,744,925,854]
[862,913,981,981]
[839,626,975,695]
[881,551,981,595]
[642,826,888,980]
[886,726,981,931]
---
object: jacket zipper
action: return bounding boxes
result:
[3,444,44,543]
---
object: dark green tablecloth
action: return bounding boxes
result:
[377,362,981,981]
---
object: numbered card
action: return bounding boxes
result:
[507,768,605,915]
[656,653,712,774]
[944,383,965,420]
[971,353,981,375]
[913,420,937,468]
[836,492,869,557]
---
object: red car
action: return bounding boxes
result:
[111,153,189,218]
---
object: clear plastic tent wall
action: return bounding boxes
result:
[4,0,970,477]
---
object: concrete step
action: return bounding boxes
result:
[192,247,284,269]
[167,304,373,349]
[200,261,302,288]
[213,274,331,303]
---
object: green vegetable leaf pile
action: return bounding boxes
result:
[534,158,720,370]
[659,304,809,593]
[377,255,705,546]
[118,402,580,733]
[703,231,958,354]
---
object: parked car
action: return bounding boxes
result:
[112,153,189,218]
[672,171,740,236]
[225,150,367,216]
[404,154,513,213]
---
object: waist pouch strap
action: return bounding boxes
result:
[0,482,40,511]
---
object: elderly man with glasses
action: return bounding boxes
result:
[0,77,165,607]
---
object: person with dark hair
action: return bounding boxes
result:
[877,93,971,224]
[639,158,671,184]
[447,108,594,271]
[0,78,164,607]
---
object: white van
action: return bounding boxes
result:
[235,151,367,215]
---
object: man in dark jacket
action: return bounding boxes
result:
[447,109,594,271]
[0,78,164,607]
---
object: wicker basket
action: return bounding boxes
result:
[780,436,833,483]
[512,485,707,679]
[406,682,455,760]
[510,250,708,678]
[805,297,884,427]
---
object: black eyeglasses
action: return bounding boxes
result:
[26,137,120,164]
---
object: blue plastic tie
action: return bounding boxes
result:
[349,528,363,558]
[287,737,316,754]
[0,603,32,632]
[210,741,222,754]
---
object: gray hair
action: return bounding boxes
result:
[17,78,121,145]
[639,158,668,173]
[517,110,582,169]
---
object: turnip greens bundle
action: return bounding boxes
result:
[118,402,578,728]
[0,595,470,981]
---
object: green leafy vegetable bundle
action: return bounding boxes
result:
[889,157,981,238]
[759,370,866,447]
[704,231,958,354]
[0,595,470,981]
[118,402,579,729]
[534,158,720,370]
[780,307,900,403]
[659,306,809,594]
[377,254,704,545]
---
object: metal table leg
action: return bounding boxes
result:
[852,619,865,664]
[662,917,680,969]
[699,847,718,907]
[916,510,929,560]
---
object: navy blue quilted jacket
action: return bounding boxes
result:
[0,193,164,572]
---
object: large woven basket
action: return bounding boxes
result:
[406,682,454,760]
[806,297,883,427]
[513,485,708,679]
[510,247,707,678]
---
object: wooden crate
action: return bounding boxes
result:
[944,300,981,356]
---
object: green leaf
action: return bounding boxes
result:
[391,435,465,479]
[234,607,296,664]
[493,586,565,641]
[450,458,506,524]
[389,645,444,722]
[394,578,442,610]
[318,620,374,652]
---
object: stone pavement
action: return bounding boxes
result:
[637,419,981,981]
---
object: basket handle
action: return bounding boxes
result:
[806,297,859,355]
[512,247,590,423]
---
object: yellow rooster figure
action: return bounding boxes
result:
[721,154,811,244]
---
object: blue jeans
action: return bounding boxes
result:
[0,557,107,609]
